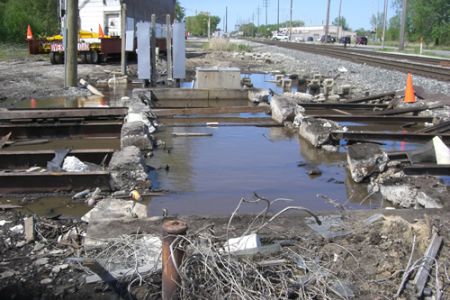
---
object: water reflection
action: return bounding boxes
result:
[149,125,371,216]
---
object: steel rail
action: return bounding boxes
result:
[256,40,450,81]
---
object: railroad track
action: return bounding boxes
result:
[256,40,450,82]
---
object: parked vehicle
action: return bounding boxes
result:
[320,35,336,43]
[339,36,351,44]
[272,34,289,41]
[356,36,368,45]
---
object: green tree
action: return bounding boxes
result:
[391,0,450,45]
[239,23,257,37]
[186,12,220,36]
[175,0,185,22]
[370,12,384,40]
[332,16,350,31]
[0,0,59,42]
[387,15,400,41]
[355,28,370,37]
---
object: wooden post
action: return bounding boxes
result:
[65,0,78,87]
[166,14,173,86]
[151,14,157,87]
[120,2,127,75]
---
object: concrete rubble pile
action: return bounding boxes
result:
[345,141,447,209]
[347,143,389,183]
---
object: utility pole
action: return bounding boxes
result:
[225,6,228,33]
[208,15,211,39]
[257,6,260,27]
[120,1,127,75]
[324,0,331,42]
[337,0,343,40]
[277,0,280,32]
[65,0,78,87]
[399,0,407,50]
[263,0,269,25]
[289,0,293,41]
[253,13,255,36]
[381,0,388,49]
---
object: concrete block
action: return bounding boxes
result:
[347,143,389,183]
[275,74,284,83]
[248,88,270,103]
[121,121,153,151]
[370,174,446,208]
[195,67,241,89]
[282,79,292,91]
[108,146,148,190]
[299,118,341,147]
[81,198,147,223]
[270,95,297,124]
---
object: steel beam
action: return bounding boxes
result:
[0,121,122,139]
[307,114,433,123]
[344,91,396,103]
[0,108,128,121]
[153,106,270,117]
[0,171,111,193]
[302,103,389,110]
[0,149,114,169]
[333,131,450,143]
[403,164,450,176]
[160,117,275,125]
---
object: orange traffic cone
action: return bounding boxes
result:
[26,25,33,40]
[404,73,416,103]
[98,24,105,38]
[30,98,37,109]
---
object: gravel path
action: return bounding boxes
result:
[238,40,450,97]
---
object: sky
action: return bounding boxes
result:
[179,0,397,31]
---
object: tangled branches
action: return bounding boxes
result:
[175,193,353,300]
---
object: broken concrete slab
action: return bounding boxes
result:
[248,88,270,103]
[305,215,351,239]
[283,92,314,103]
[370,173,445,208]
[270,95,297,124]
[84,217,163,248]
[81,198,147,223]
[108,146,149,191]
[62,156,89,172]
[121,121,153,150]
[299,118,341,148]
[347,143,389,183]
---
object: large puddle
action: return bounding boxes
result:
[148,125,375,216]
[0,72,438,217]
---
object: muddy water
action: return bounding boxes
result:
[148,125,375,216]
[0,197,91,218]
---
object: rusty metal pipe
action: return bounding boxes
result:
[162,219,188,300]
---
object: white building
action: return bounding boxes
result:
[60,0,176,36]
[276,25,356,42]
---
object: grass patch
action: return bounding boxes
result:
[0,43,29,61]
[204,38,253,52]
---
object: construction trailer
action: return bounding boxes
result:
[28,0,176,64]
